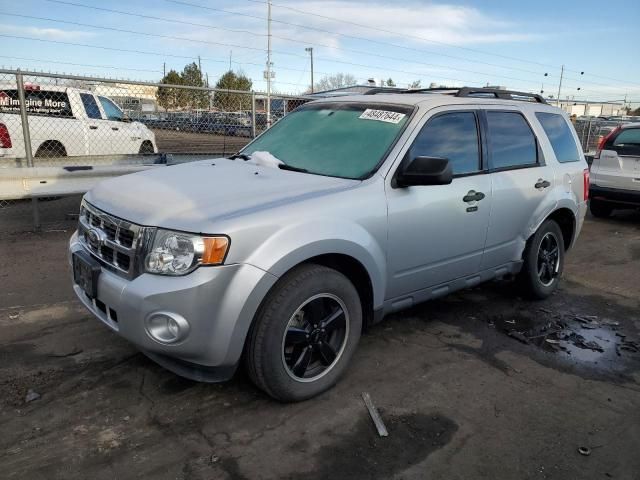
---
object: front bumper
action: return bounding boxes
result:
[69,232,278,380]
[590,185,640,206]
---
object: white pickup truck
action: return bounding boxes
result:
[0,84,157,159]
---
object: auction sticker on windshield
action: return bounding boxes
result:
[358,109,406,124]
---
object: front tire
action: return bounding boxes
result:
[518,219,565,299]
[245,264,362,402]
[589,199,613,218]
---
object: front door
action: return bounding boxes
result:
[386,108,492,299]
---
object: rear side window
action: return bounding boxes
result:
[0,89,73,117]
[535,112,580,163]
[408,112,480,175]
[486,111,537,169]
[80,93,102,120]
[611,128,640,156]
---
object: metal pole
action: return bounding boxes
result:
[556,64,564,107]
[16,70,34,168]
[266,0,272,128]
[16,70,39,229]
[585,119,592,153]
[251,91,256,138]
[305,47,314,93]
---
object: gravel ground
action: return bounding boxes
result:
[1,210,639,480]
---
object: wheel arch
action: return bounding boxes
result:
[545,207,577,251]
[35,139,67,157]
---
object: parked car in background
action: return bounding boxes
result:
[589,123,640,217]
[197,111,252,136]
[69,87,588,401]
[0,84,156,158]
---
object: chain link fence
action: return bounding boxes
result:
[574,118,630,157]
[0,69,311,232]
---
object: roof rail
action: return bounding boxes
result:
[362,87,404,95]
[455,87,547,104]
[366,86,547,104]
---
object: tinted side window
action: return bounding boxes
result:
[486,111,537,169]
[80,93,102,120]
[535,112,580,163]
[0,89,73,117]
[408,112,480,175]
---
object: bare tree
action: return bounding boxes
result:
[313,73,357,92]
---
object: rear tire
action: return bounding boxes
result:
[517,219,565,300]
[245,264,362,402]
[589,199,613,218]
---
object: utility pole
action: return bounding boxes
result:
[198,55,203,84]
[266,0,272,128]
[229,50,232,72]
[556,64,564,107]
[163,62,166,78]
[305,47,314,93]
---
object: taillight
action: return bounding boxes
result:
[583,168,589,201]
[0,123,11,148]
[595,126,621,159]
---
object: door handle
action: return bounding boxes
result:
[111,127,119,131]
[535,179,551,189]
[89,125,98,130]
[463,190,486,203]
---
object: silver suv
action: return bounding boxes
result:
[589,123,640,217]
[69,88,589,401]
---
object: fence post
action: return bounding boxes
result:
[16,70,34,168]
[585,119,592,153]
[16,70,40,230]
[251,91,256,138]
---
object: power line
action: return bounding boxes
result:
[0,55,163,74]
[42,0,565,90]
[166,0,639,90]
[252,0,640,87]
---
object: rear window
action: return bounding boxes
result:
[535,112,580,163]
[486,111,537,169]
[611,128,640,156]
[0,89,73,117]
[80,93,102,120]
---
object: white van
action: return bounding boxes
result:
[0,84,157,159]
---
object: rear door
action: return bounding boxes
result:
[480,109,557,269]
[79,92,106,155]
[594,127,640,192]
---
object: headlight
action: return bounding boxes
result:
[144,229,229,276]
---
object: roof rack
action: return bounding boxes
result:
[366,86,547,104]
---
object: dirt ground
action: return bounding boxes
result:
[1,209,640,480]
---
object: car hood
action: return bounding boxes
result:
[85,158,359,231]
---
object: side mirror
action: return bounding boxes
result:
[394,156,453,188]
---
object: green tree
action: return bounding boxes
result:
[385,78,396,87]
[408,80,421,89]
[180,62,209,109]
[213,70,253,111]
[156,69,184,110]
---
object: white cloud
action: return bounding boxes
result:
[0,24,96,41]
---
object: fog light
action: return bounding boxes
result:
[145,312,190,344]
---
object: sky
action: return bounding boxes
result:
[1,0,639,104]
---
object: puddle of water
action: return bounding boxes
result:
[488,310,639,370]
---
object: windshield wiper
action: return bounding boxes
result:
[229,153,251,160]
[278,163,309,173]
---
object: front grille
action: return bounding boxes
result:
[78,201,149,278]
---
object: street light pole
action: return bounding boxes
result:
[305,47,314,93]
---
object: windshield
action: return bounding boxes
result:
[242,102,412,179]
